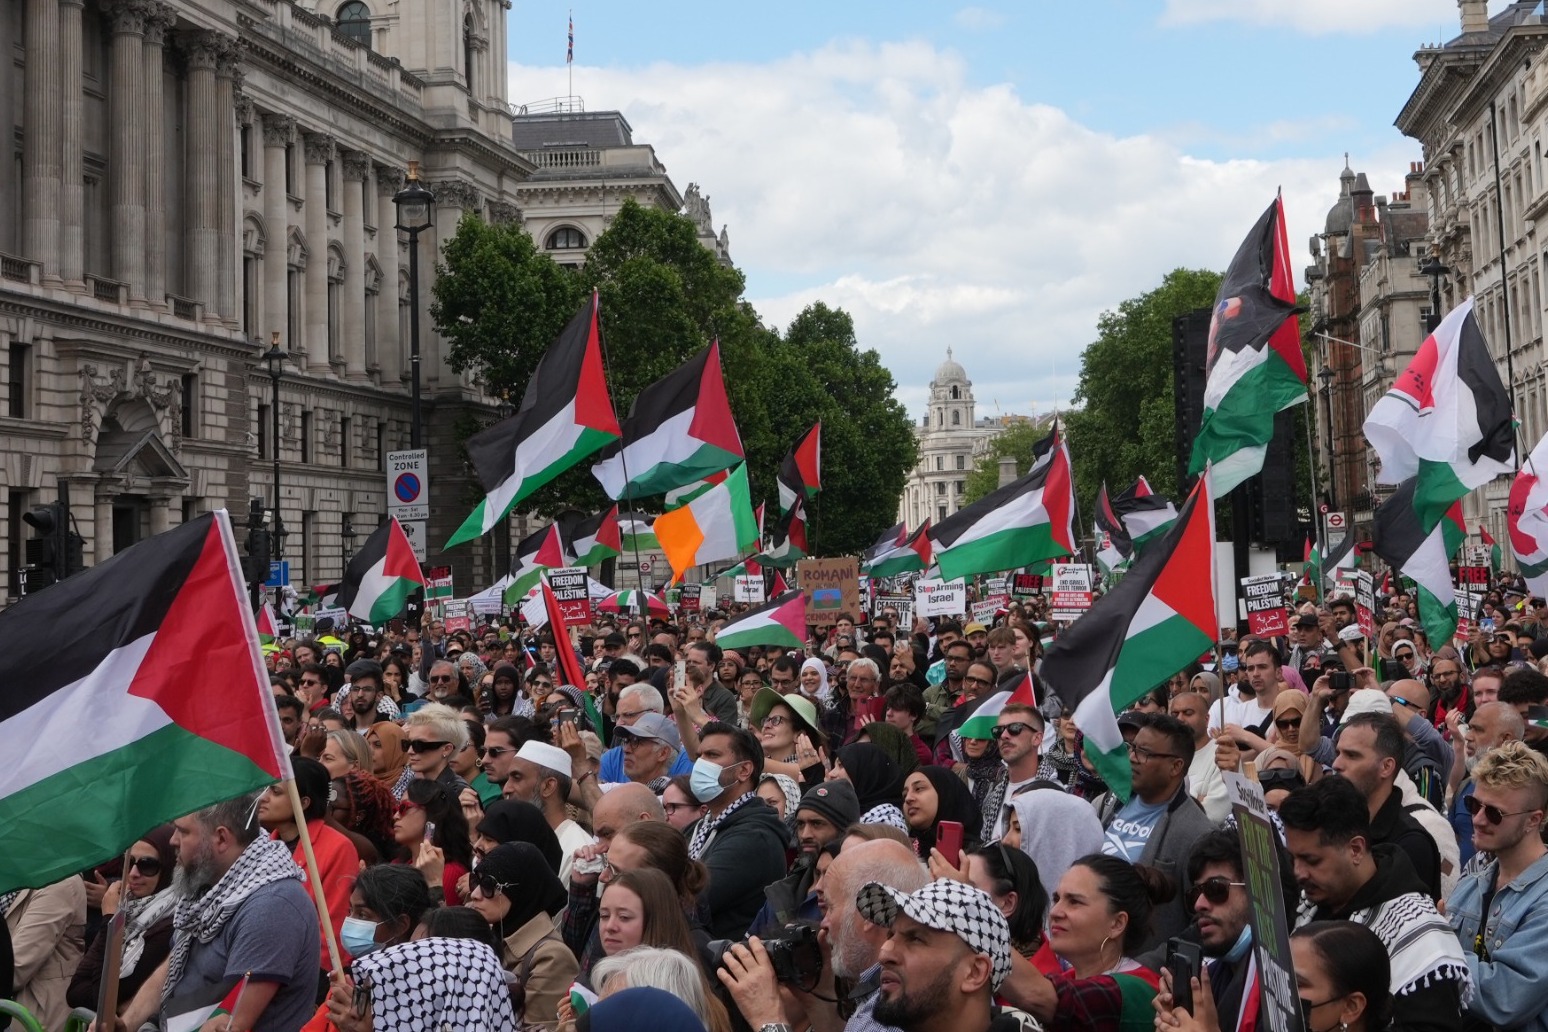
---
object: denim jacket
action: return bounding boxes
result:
[1446,851,1548,1032]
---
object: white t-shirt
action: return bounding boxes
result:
[1207,692,1274,735]
[554,818,594,886]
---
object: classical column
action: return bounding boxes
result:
[108,0,148,300]
[214,41,242,325]
[262,115,294,345]
[23,0,61,279]
[182,31,221,314]
[374,164,403,386]
[57,0,83,286]
[140,3,173,307]
[340,152,370,382]
[93,492,113,564]
[302,131,333,374]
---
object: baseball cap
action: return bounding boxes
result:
[613,712,682,751]
[964,621,988,636]
[515,740,572,777]
[856,880,1012,991]
[1293,614,1320,629]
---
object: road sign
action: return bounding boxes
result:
[398,520,428,562]
[1325,512,1346,530]
[264,560,290,588]
[638,560,652,572]
[386,449,429,521]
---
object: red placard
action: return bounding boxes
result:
[679,583,701,613]
[1458,566,1490,585]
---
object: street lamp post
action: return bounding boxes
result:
[342,511,355,569]
[1417,252,1450,334]
[261,332,287,607]
[394,161,435,449]
[1317,364,1336,510]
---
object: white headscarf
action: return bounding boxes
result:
[800,657,832,704]
[1008,789,1106,903]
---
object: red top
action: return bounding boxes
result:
[276,819,361,967]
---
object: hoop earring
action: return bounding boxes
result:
[1100,935,1111,955]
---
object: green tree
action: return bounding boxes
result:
[1062,268,1223,523]
[962,420,1054,505]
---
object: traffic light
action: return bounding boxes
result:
[22,501,72,590]
[243,499,272,587]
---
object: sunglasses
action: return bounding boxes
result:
[1274,717,1300,730]
[393,800,422,818]
[405,739,449,753]
[470,872,516,899]
[1463,794,1540,824]
[428,674,456,683]
[1187,876,1246,908]
[127,856,162,876]
[481,746,513,759]
[530,681,553,691]
[991,722,1037,739]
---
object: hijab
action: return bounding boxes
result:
[1271,691,1310,756]
[859,721,921,774]
[477,842,567,931]
[800,657,831,703]
[836,743,907,812]
[1189,671,1222,703]
[915,765,983,847]
[476,800,563,874]
[1008,790,1105,904]
[370,721,409,786]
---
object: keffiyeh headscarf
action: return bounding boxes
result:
[352,936,517,1032]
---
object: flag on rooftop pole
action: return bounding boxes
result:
[0,511,291,894]
[714,591,808,651]
[1509,431,1548,600]
[1363,296,1515,531]
[929,428,1076,580]
[1372,478,1467,647]
[1480,524,1502,576]
[592,341,744,500]
[506,523,566,605]
[561,505,622,568]
[777,422,822,513]
[447,293,621,547]
[864,520,932,578]
[652,463,760,584]
[337,517,427,624]
[1187,195,1309,494]
[1038,470,1217,801]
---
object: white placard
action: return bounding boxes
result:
[397,519,428,562]
[915,578,967,618]
[734,576,766,603]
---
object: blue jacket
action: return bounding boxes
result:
[1447,851,1548,1032]
[598,744,693,784]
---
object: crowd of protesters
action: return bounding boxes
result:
[7,578,1548,1032]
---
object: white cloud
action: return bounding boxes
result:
[954,6,1006,31]
[509,44,1417,417]
[1159,0,1505,36]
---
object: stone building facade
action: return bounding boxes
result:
[896,350,1004,530]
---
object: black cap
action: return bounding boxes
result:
[1294,614,1320,629]
[346,658,383,683]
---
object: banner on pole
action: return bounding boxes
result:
[1241,575,1287,637]
[549,567,592,627]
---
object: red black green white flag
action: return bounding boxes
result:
[448,293,621,547]
[1039,471,1217,801]
[1509,431,1548,599]
[337,516,425,624]
[506,523,566,604]
[592,341,744,500]
[0,511,290,894]
[864,520,931,579]
[777,422,822,513]
[929,428,1076,580]
[1372,478,1466,647]
[714,591,808,651]
[1187,196,1308,494]
[560,505,622,568]
[1479,524,1502,575]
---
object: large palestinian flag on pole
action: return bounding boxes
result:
[778,422,822,513]
[1363,297,1515,531]
[715,591,808,650]
[0,511,291,893]
[1116,478,1177,558]
[336,517,426,624]
[506,523,566,604]
[618,512,660,553]
[653,463,760,583]
[1372,478,1467,646]
[761,493,809,569]
[957,672,1039,740]
[929,430,1075,580]
[865,520,931,578]
[561,505,622,568]
[1039,472,1217,800]
[1509,431,1548,599]
[592,341,744,500]
[1187,196,1308,494]
[863,522,907,564]
[448,293,621,547]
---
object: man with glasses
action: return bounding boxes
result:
[1100,713,1212,947]
[339,659,397,733]
[922,640,973,741]
[479,715,528,787]
[293,663,330,714]
[823,657,885,748]
[614,713,683,792]
[988,702,1045,838]
[1446,740,1548,1032]
[1451,701,1526,869]
[597,684,693,784]
[768,655,801,694]
[1384,680,1450,809]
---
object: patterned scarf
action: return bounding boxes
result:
[391,764,416,801]
[161,835,302,1004]
[352,936,517,1032]
[1294,890,1473,1002]
[689,791,757,860]
[859,803,911,833]
[119,886,179,976]
[0,891,18,919]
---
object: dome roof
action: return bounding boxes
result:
[1325,163,1357,236]
[933,347,968,384]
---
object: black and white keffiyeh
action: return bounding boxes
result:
[1295,891,1473,1003]
[161,834,302,1004]
[859,802,910,833]
[688,791,757,860]
[352,937,517,1032]
[857,879,1013,991]
[119,886,178,976]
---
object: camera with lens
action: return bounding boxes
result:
[708,923,824,987]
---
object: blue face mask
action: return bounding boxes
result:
[1222,924,1253,964]
[690,757,727,803]
[340,916,381,957]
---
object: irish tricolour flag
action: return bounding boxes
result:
[715,591,808,650]
[653,463,760,583]
[0,512,291,894]
[1040,472,1217,800]
[337,516,425,624]
[448,292,622,547]
[958,672,1039,740]
[930,429,1075,581]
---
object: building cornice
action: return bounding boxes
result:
[0,294,254,359]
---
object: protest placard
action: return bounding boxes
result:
[443,599,472,634]
[875,593,914,629]
[971,600,1000,626]
[548,567,592,627]
[1241,575,1287,637]
[1226,773,1305,1032]
[679,582,702,614]
[1354,570,1376,640]
[799,557,861,625]
[734,576,765,603]
[1049,563,1093,622]
[914,578,967,618]
[1012,574,1044,597]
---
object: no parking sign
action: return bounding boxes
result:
[386,450,428,521]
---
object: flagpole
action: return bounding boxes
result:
[284,778,346,978]
[1302,392,1326,602]
[589,288,644,616]
[1489,100,1521,470]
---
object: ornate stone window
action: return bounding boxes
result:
[547,227,587,250]
[336,1,371,48]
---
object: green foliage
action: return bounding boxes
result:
[962,420,1053,505]
[1063,268,1223,523]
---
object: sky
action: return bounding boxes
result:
[505,0,1513,418]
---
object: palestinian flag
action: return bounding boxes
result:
[1039,472,1217,800]
[0,512,290,894]
[165,974,249,1032]
[865,520,932,578]
[957,672,1039,740]
[1116,480,1178,558]
[1480,524,1502,575]
[1363,297,1515,530]
[298,583,338,609]
[539,578,603,729]
[1299,537,1319,592]
[598,589,671,618]
[618,512,660,553]
[771,570,790,595]
[1372,478,1466,647]
[930,430,1075,580]
[256,602,279,646]
[1322,533,1357,581]
[653,463,760,583]
[715,591,808,650]
[864,522,907,564]
[1509,431,1548,598]
[505,523,566,605]
[337,517,425,624]
[1187,196,1309,494]
[722,556,763,580]
[761,494,809,569]
[666,469,730,510]
[561,505,622,568]
[1094,484,1128,574]
[592,341,744,500]
[778,422,823,513]
[448,293,621,547]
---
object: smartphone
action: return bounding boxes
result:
[675,658,687,686]
[1165,938,1203,1015]
[936,820,964,868]
[1329,670,1351,692]
[1482,617,1497,633]
[558,709,578,728]
[424,821,436,844]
